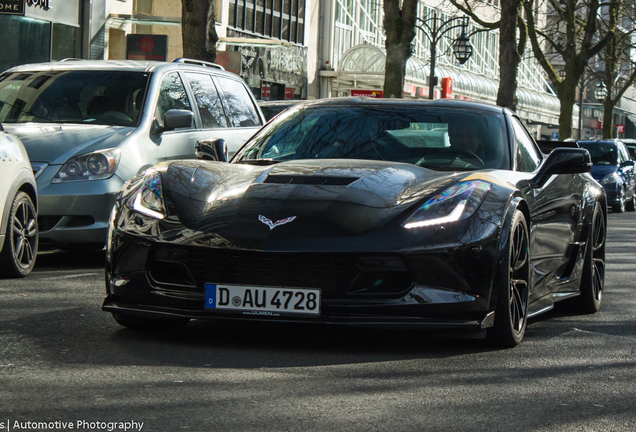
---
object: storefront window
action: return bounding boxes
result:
[228,0,304,44]
[0,15,51,73]
[51,23,81,61]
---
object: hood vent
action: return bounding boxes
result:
[264,175,359,186]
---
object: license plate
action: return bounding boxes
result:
[205,284,321,316]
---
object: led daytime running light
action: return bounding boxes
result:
[131,171,167,219]
[404,200,467,229]
[133,192,165,219]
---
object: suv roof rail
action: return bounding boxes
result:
[172,58,225,71]
[59,58,86,62]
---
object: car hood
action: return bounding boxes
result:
[164,159,465,237]
[3,123,134,165]
[590,164,618,180]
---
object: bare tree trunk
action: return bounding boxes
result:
[496,0,524,110]
[382,0,418,98]
[182,0,219,62]
[558,83,576,140]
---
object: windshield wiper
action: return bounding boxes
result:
[236,158,281,165]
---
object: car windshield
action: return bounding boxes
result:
[0,70,149,127]
[579,143,618,165]
[233,105,509,170]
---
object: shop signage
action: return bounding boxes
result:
[0,0,25,15]
[26,0,48,10]
[285,87,296,99]
[616,124,625,134]
[441,77,453,99]
[417,87,440,99]
[351,89,383,98]
[214,51,241,75]
[403,83,416,95]
[126,34,168,61]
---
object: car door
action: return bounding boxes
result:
[213,75,264,158]
[509,118,581,299]
[152,71,210,162]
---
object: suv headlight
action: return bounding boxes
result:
[403,180,491,229]
[52,148,121,183]
[600,173,620,186]
[131,170,167,220]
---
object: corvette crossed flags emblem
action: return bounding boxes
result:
[258,215,296,230]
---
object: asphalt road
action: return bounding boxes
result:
[1,211,635,432]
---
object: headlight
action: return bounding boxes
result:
[52,148,121,183]
[600,173,620,186]
[403,180,491,229]
[131,170,167,220]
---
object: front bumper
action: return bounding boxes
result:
[103,216,501,332]
[600,183,622,205]
[36,166,124,246]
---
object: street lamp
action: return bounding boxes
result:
[416,13,472,100]
[594,82,608,101]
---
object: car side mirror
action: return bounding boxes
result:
[195,138,228,162]
[530,148,592,188]
[153,109,193,134]
[621,160,635,167]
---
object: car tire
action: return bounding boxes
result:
[612,188,626,213]
[0,191,38,278]
[487,209,530,348]
[112,312,190,331]
[572,202,605,314]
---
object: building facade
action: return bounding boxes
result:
[0,0,82,72]
[6,0,634,140]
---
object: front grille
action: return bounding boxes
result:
[149,246,414,299]
[38,216,63,232]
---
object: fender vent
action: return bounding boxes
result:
[264,175,358,185]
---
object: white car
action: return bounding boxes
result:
[0,125,38,277]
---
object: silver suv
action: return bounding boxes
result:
[0,58,265,248]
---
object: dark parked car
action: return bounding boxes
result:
[0,58,265,248]
[578,139,636,212]
[103,98,606,348]
[620,138,636,159]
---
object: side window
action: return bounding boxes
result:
[155,72,193,129]
[184,72,228,129]
[618,144,629,163]
[216,77,262,128]
[511,118,542,172]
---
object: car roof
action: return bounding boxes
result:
[258,100,307,107]
[579,139,623,146]
[294,97,509,114]
[3,58,239,79]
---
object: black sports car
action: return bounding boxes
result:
[103,98,606,347]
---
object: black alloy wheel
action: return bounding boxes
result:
[488,209,530,348]
[0,192,38,278]
[574,202,605,313]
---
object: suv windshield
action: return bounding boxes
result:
[579,142,618,165]
[234,105,509,170]
[0,70,149,126]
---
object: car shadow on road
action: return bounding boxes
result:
[34,248,105,270]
